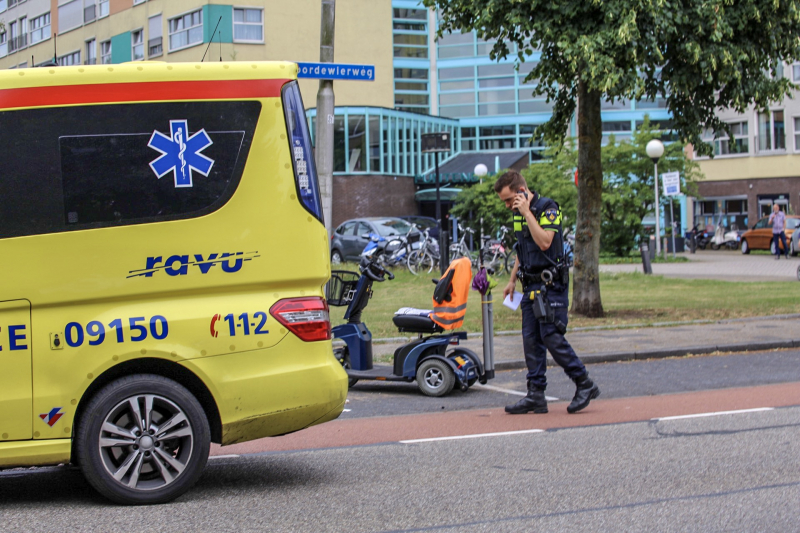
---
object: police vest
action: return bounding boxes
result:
[514,194,565,272]
[430,257,472,330]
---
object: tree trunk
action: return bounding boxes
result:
[571,81,604,318]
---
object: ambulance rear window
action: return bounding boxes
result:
[0,100,260,238]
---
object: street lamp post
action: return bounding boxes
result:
[646,139,665,255]
[474,164,488,268]
[421,132,452,274]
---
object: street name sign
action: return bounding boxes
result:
[662,171,681,196]
[297,62,375,81]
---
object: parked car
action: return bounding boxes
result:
[331,217,413,263]
[400,216,440,240]
[740,215,800,255]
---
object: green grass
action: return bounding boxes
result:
[329,264,800,338]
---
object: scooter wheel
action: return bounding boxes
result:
[416,359,455,397]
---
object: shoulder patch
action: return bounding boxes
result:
[544,208,558,223]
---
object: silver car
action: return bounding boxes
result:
[330,217,413,264]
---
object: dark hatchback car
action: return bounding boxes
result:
[400,215,440,240]
[330,217,413,263]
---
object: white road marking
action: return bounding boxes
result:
[343,409,352,412]
[475,383,558,401]
[209,454,240,460]
[653,407,774,422]
[401,429,544,444]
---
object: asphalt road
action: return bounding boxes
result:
[344,348,800,419]
[2,349,800,532]
[2,406,798,532]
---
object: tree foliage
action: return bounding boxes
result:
[601,117,701,256]
[425,0,800,317]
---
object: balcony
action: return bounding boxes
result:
[9,34,28,54]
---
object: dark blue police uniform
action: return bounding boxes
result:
[515,193,588,390]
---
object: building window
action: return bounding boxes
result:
[169,9,203,51]
[58,0,82,33]
[392,8,428,58]
[793,116,800,152]
[131,29,144,61]
[394,68,429,114]
[758,110,785,152]
[702,120,748,155]
[99,0,109,18]
[9,19,27,53]
[100,39,111,64]
[233,8,263,42]
[437,31,474,59]
[85,38,96,65]
[29,13,50,45]
[148,14,162,58]
[58,51,81,66]
[133,0,146,5]
[0,32,7,58]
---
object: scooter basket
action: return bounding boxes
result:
[326,270,360,306]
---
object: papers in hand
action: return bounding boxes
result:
[503,291,523,311]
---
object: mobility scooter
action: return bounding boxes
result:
[326,258,495,397]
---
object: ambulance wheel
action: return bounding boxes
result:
[75,374,210,505]
[417,359,455,397]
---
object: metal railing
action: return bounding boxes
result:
[8,34,27,54]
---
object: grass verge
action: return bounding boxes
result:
[329,264,800,339]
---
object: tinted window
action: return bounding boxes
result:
[374,218,412,236]
[357,222,372,236]
[341,222,357,236]
[754,218,769,229]
[0,101,260,239]
[787,218,800,230]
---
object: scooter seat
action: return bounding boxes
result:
[392,307,444,334]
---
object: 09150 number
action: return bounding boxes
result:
[64,316,169,348]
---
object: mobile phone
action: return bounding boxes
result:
[513,189,528,215]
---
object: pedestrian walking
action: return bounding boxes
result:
[494,171,600,414]
[769,204,788,259]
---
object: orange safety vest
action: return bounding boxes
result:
[430,257,472,330]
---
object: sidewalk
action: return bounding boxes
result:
[370,314,800,370]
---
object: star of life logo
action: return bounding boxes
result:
[148,120,214,188]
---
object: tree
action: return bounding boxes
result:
[601,118,701,256]
[424,0,800,317]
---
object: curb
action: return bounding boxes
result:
[492,338,800,371]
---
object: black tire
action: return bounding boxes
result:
[504,250,517,274]
[791,240,798,257]
[741,239,750,254]
[331,249,343,265]
[711,243,720,250]
[416,359,455,397]
[76,374,210,505]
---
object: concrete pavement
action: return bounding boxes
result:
[600,249,799,281]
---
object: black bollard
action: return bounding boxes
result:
[640,240,653,275]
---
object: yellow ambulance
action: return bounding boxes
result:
[0,61,347,504]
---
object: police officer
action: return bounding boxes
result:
[494,171,600,414]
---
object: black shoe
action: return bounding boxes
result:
[505,382,548,414]
[567,375,600,414]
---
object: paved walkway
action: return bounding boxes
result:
[371,314,800,369]
[601,250,799,281]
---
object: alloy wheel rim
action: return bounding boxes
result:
[98,394,194,491]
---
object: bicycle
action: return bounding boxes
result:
[407,228,440,275]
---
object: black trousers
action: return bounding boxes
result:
[520,282,587,389]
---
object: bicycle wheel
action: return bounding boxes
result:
[409,251,434,275]
[504,249,517,274]
[482,251,506,275]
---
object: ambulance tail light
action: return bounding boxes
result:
[282,81,323,223]
[270,297,331,342]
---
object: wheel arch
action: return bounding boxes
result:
[72,358,223,462]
